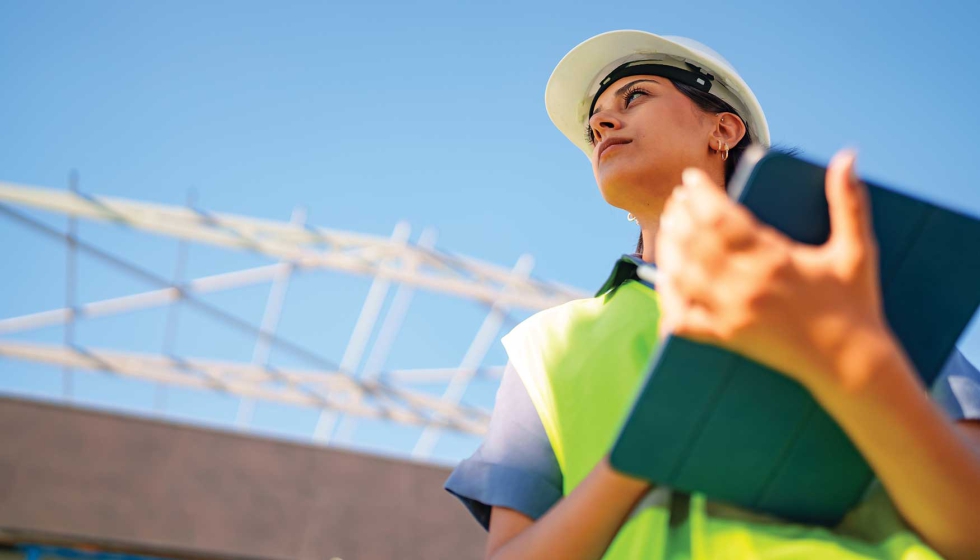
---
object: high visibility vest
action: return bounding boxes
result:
[500,256,941,560]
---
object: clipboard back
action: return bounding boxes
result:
[610,149,980,525]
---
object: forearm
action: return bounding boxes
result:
[807,329,980,559]
[490,456,651,560]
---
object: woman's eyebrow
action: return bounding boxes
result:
[592,79,661,115]
[614,78,659,98]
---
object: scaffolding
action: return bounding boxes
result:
[0,179,588,461]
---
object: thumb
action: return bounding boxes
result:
[825,150,874,255]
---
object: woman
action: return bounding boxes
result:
[445,30,980,559]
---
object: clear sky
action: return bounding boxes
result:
[1,0,979,464]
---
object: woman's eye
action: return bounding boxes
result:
[585,124,596,146]
[624,89,646,107]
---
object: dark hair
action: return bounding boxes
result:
[634,80,752,256]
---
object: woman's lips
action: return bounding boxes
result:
[597,138,632,160]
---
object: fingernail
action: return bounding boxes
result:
[848,153,859,184]
[682,168,700,186]
[836,150,858,187]
[833,148,858,188]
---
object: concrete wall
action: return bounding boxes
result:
[0,398,485,559]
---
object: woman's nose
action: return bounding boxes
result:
[588,111,622,143]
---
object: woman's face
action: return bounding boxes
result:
[587,76,721,220]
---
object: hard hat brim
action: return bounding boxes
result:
[545,30,771,156]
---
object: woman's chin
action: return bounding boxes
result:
[595,152,657,185]
[596,168,672,212]
[596,182,639,211]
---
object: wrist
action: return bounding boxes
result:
[599,455,652,494]
[805,321,915,404]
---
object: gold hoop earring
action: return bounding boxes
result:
[722,143,729,161]
[627,212,638,223]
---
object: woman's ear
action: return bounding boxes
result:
[712,113,747,150]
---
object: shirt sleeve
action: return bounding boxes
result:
[444,362,563,531]
[931,347,980,421]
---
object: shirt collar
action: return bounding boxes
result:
[594,254,655,297]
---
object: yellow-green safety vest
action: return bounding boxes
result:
[500,257,942,560]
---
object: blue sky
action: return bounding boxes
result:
[1,0,979,464]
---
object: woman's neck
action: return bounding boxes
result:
[639,222,658,264]
[635,166,727,265]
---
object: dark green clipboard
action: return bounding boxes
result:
[609,147,980,526]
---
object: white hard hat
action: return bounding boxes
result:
[545,30,770,156]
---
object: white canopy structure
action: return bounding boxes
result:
[0,180,589,461]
